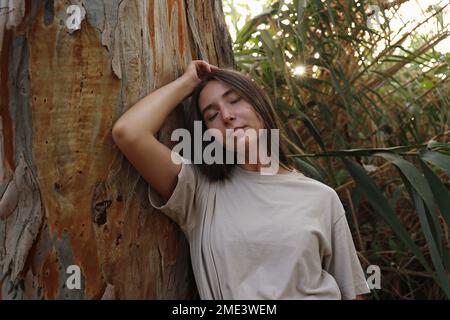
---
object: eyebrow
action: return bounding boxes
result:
[201,88,236,116]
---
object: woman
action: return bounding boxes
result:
[112,60,371,300]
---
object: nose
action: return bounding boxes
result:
[221,106,235,124]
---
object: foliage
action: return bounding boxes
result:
[228,0,450,299]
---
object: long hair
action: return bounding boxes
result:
[184,67,295,182]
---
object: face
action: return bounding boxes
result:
[198,80,264,153]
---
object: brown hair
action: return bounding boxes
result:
[183,68,295,181]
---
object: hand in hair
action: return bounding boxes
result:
[182,60,219,86]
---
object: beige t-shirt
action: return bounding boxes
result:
[148,151,371,299]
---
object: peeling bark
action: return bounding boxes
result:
[0,0,234,299]
[0,152,44,285]
[0,0,26,52]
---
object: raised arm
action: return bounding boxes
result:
[111,60,217,202]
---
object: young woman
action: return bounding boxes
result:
[112,60,371,300]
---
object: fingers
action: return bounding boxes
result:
[186,60,218,82]
[193,60,218,71]
[205,63,219,74]
[200,61,213,72]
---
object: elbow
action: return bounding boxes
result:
[112,122,135,145]
[112,122,155,146]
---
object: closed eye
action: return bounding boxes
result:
[230,97,241,104]
[207,113,218,121]
[206,97,241,121]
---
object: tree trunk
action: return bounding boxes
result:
[0,0,234,299]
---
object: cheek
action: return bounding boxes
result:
[241,105,260,123]
[248,111,263,129]
[204,123,226,143]
[205,121,223,132]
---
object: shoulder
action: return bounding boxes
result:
[295,175,345,222]
[296,174,339,198]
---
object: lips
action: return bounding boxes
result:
[232,127,247,138]
[225,126,248,138]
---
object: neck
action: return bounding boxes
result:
[235,135,290,174]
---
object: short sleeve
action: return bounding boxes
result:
[325,212,371,300]
[147,151,205,236]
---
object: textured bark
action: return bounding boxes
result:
[0,0,234,299]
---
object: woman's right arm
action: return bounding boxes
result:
[111,60,217,202]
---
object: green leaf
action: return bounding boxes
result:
[235,8,276,45]
[420,149,450,176]
[342,157,433,275]
[409,188,450,297]
[373,152,444,257]
[259,30,276,53]
[419,158,450,232]
[297,109,326,151]
[294,158,324,182]
[419,157,450,272]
